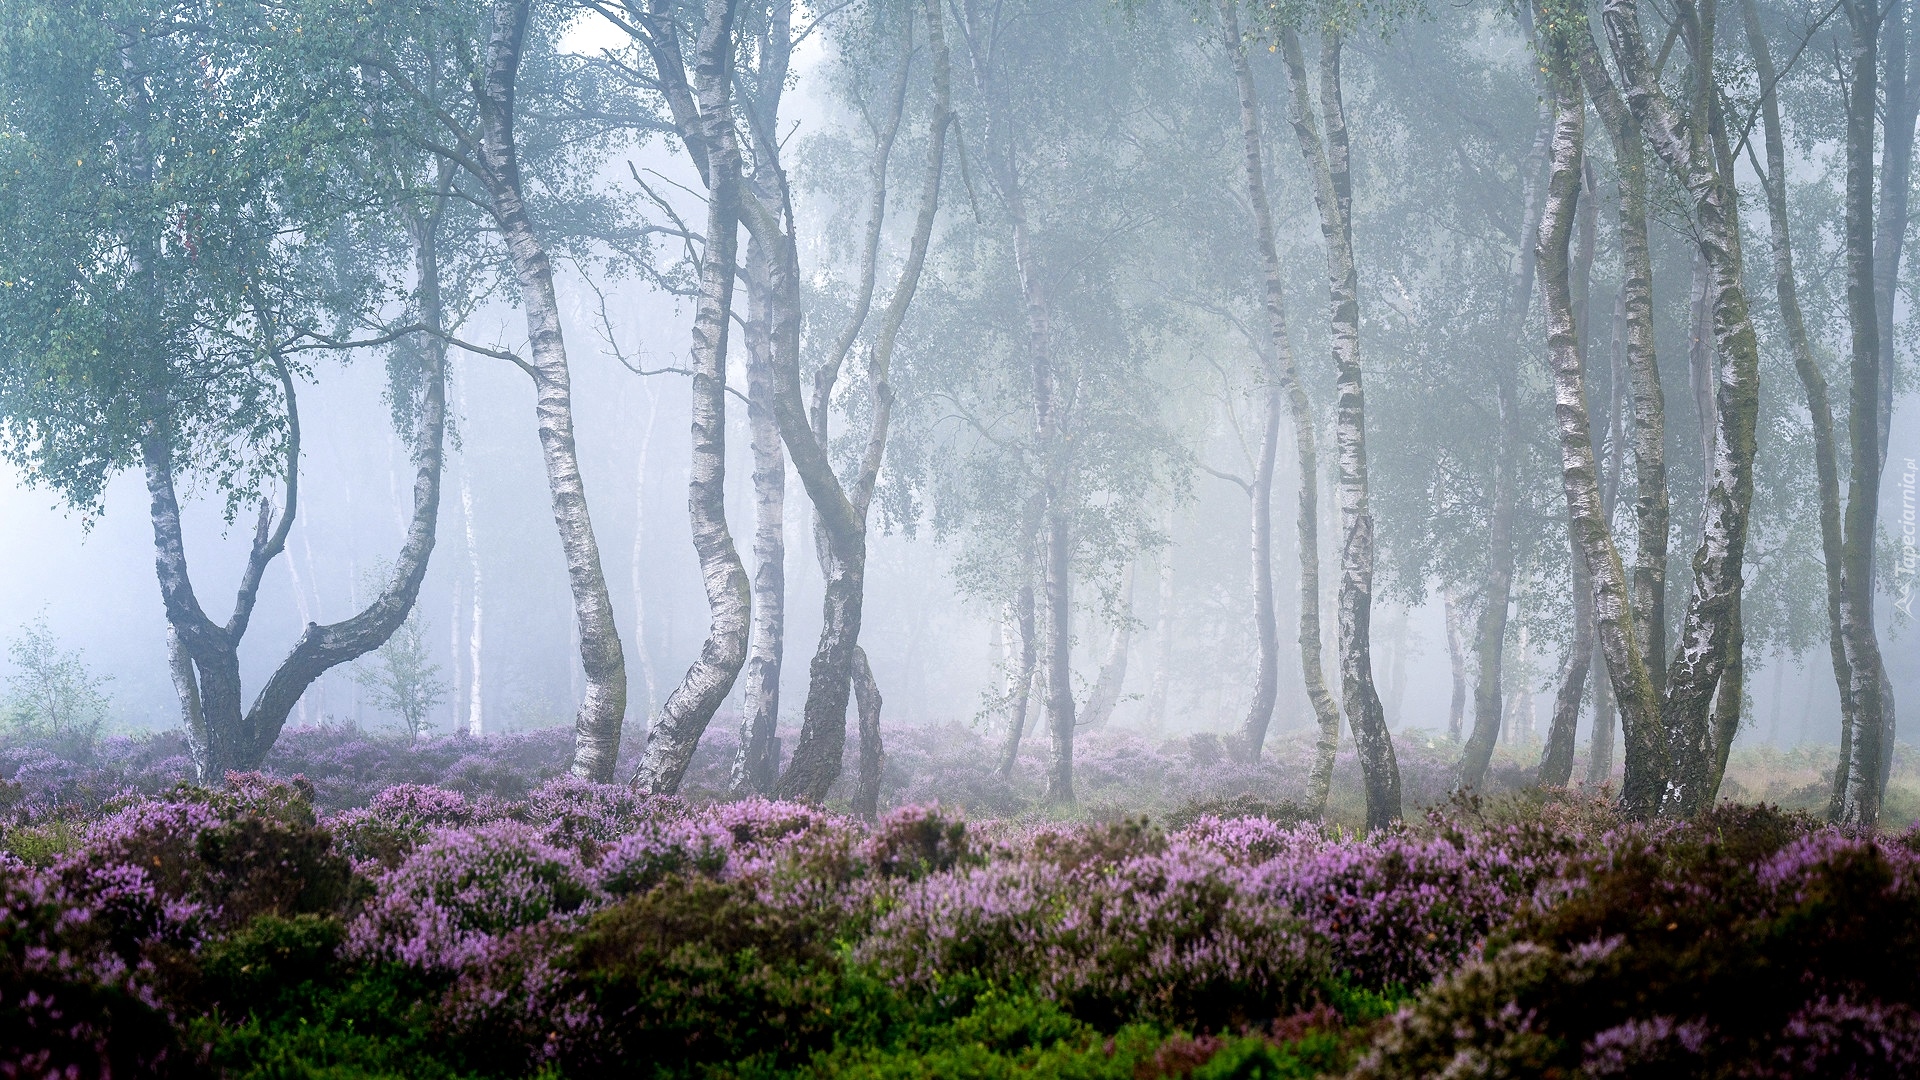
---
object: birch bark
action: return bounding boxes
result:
[1222,0,1338,773]
[1281,29,1400,829]
[634,0,750,794]
[1600,0,1765,817]
[472,1,626,781]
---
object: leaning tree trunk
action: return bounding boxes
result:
[1282,29,1399,829]
[731,239,787,796]
[1535,13,1662,816]
[1600,0,1765,819]
[474,1,625,782]
[634,0,750,794]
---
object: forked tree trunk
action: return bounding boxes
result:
[633,0,750,794]
[769,0,950,803]
[1281,29,1399,829]
[155,157,453,778]
[474,1,625,781]
[1578,36,1669,720]
[1599,0,1766,818]
[1535,13,1662,816]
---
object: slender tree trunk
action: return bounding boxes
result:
[1462,375,1520,789]
[732,240,787,795]
[1146,512,1176,733]
[1042,505,1076,804]
[1542,533,1594,786]
[1222,0,1304,761]
[1538,15,1663,815]
[1872,2,1916,801]
[1281,30,1399,829]
[627,382,660,734]
[1082,563,1135,729]
[634,0,750,794]
[457,371,486,737]
[1000,556,1040,778]
[1738,0,1855,816]
[852,645,884,820]
[1708,594,1742,800]
[1444,588,1467,742]
[1836,0,1891,827]
[1579,38,1669,708]
[474,2,624,781]
[1544,159,1602,787]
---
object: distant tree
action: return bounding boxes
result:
[354,608,449,744]
[3,617,113,761]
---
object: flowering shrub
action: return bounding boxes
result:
[0,863,197,1078]
[347,820,591,972]
[3,737,1915,1080]
[1355,807,1920,1078]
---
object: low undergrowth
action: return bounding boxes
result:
[4,769,1918,1078]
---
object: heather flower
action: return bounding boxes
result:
[347,820,591,972]
[522,775,678,849]
[593,818,731,897]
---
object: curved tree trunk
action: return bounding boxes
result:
[1577,30,1668,808]
[1535,17,1663,817]
[473,2,625,781]
[155,170,452,780]
[634,0,750,794]
[1222,0,1289,761]
[1281,29,1399,830]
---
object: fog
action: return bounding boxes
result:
[1,0,1916,821]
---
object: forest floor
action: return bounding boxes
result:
[3,722,1918,1078]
